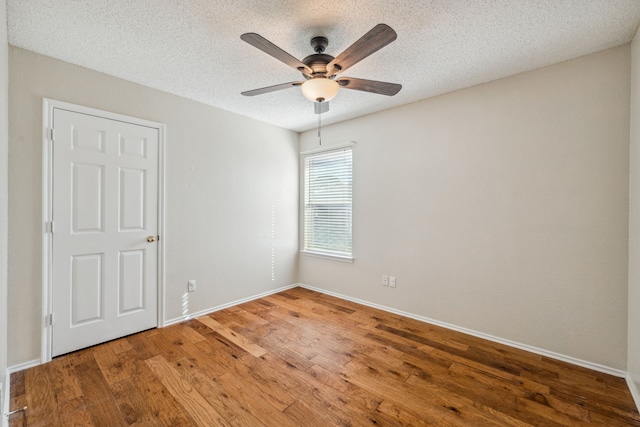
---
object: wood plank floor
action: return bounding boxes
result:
[8,287,640,426]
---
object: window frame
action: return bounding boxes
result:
[300,142,355,263]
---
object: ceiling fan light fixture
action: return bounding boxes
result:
[301,78,339,102]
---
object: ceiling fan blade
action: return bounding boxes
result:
[241,33,313,75]
[337,78,401,96]
[314,101,330,114]
[241,81,302,96]
[326,24,397,76]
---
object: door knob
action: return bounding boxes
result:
[147,236,156,243]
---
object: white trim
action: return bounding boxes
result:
[300,250,354,263]
[41,99,166,363]
[41,100,53,363]
[300,140,356,156]
[1,370,8,427]
[627,374,640,411]
[11,284,298,371]
[163,284,298,327]
[43,99,163,130]
[7,359,40,375]
[156,123,167,329]
[7,280,632,387]
[298,283,627,378]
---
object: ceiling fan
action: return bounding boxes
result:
[240,24,402,114]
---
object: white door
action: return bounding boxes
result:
[51,108,159,357]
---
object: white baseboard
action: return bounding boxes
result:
[1,372,8,427]
[163,283,298,326]
[5,285,300,373]
[628,374,640,411]
[298,283,626,378]
[7,359,40,375]
[4,283,627,383]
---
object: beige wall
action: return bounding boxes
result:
[6,42,633,373]
[629,33,640,397]
[300,46,631,370]
[0,0,8,391]
[8,47,299,366]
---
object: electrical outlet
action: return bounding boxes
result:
[188,280,196,292]
[389,276,396,288]
[382,275,388,286]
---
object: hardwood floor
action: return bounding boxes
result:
[8,287,640,426]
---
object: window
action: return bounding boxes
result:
[302,146,353,260]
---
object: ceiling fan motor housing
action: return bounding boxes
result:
[302,53,335,78]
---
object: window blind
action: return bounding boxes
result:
[303,147,353,258]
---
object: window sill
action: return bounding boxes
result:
[300,250,354,263]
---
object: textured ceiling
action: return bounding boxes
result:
[7,1,640,132]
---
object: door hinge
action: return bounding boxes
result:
[49,128,55,141]
[45,221,54,233]
[48,313,54,326]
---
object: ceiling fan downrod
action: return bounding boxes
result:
[310,36,328,54]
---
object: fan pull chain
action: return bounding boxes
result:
[318,111,322,146]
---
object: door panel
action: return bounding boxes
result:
[52,108,159,357]
[71,253,104,325]
[72,163,104,233]
[119,133,147,158]
[119,168,146,230]
[72,126,105,153]
[118,250,145,314]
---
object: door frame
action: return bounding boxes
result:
[41,98,166,363]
